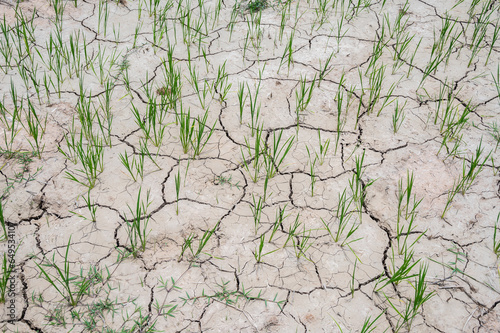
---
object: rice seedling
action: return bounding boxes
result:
[245,11,264,55]
[420,14,462,86]
[97,0,110,36]
[485,20,500,65]
[266,130,294,178]
[241,124,266,183]
[64,135,104,190]
[335,73,350,154]
[24,96,47,158]
[161,45,183,112]
[119,150,145,182]
[468,17,489,68]
[0,17,14,73]
[376,77,399,117]
[247,80,262,137]
[486,121,500,152]
[95,78,115,147]
[250,194,264,234]
[313,0,331,31]
[367,23,387,75]
[294,75,316,132]
[315,130,330,166]
[292,226,314,261]
[178,105,195,155]
[58,117,78,164]
[188,63,211,110]
[392,30,415,74]
[375,247,419,292]
[2,82,22,154]
[69,191,97,222]
[213,62,232,103]
[283,213,301,248]
[385,1,409,39]
[333,14,349,53]
[349,150,375,222]
[322,188,361,246]
[253,233,281,263]
[179,233,195,261]
[397,170,423,222]
[278,30,295,74]
[493,212,500,257]
[237,82,248,124]
[365,64,385,115]
[318,51,335,87]
[350,258,358,297]
[269,205,287,243]
[123,188,152,258]
[306,147,318,197]
[385,262,434,332]
[191,109,216,158]
[192,221,220,259]
[295,74,316,114]
[457,139,491,194]
[175,167,181,215]
[491,64,500,104]
[35,237,93,306]
[394,171,425,253]
[392,99,407,133]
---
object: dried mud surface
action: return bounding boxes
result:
[0,0,499,332]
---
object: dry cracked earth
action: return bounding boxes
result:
[0,0,500,332]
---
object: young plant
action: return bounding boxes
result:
[35,237,92,306]
[266,130,294,178]
[250,194,264,234]
[315,130,330,166]
[269,205,287,243]
[175,167,181,215]
[178,106,195,155]
[392,99,407,133]
[191,110,216,158]
[375,247,420,292]
[385,262,434,332]
[318,51,335,87]
[69,191,97,222]
[322,188,360,247]
[235,81,248,122]
[493,212,500,257]
[349,150,375,222]
[123,188,152,258]
[24,97,47,158]
[395,171,425,254]
[241,125,266,183]
[295,75,316,121]
[247,81,262,137]
[65,135,104,190]
[278,31,295,74]
[306,147,317,197]
[193,221,220,259]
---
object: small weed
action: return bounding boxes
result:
[247,0,268,13]
[213,174,240,189]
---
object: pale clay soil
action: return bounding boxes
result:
[0,0,500,332]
